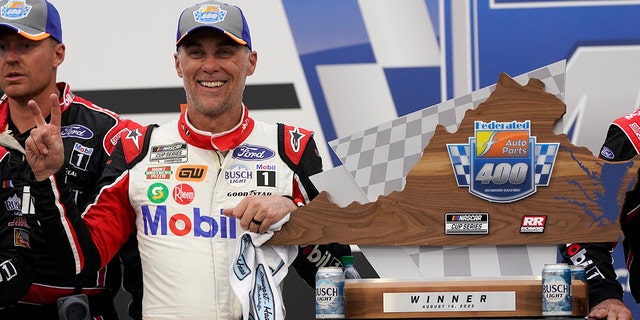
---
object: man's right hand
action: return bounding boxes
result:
[24,93,65,181]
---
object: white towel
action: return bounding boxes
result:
[230,214,298,320]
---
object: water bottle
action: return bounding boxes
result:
[341,255,361,279]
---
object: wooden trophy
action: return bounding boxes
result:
[269,71,639,319]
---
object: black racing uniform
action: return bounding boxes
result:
[0,143,36,308]
[0,83,143,319]
[559,116,638,307]
[604,110,640,303]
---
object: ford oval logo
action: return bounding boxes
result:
[599,146,615,160]
[60,124,94,139]
[232,144,275,161]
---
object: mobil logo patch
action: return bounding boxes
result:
[70,142,94,171]
[232,144,275,161]
[142,206,237,239]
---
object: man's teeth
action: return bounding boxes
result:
[200,81,224,88]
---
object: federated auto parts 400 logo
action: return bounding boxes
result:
[447,120,559,203]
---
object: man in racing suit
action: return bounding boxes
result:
[0,142,37,307]
[0,1,143,318]
[0,84,144,319]
[24,1,350,319]
[604,109,640,309]
[559,110,638,319]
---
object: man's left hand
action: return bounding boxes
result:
[222,195,297,233]
[586,298,633,320]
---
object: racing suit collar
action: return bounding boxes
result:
[178,104,255,151]
[0,82,73,132]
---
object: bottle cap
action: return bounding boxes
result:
[341,255,355,265]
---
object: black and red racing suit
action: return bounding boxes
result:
[0,143,37,307]
[559,111,640,307]
[0,83,143,319]
[598,109,640,303]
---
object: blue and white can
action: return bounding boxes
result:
[570,265,587,282]
[542,263,572,317]
[315,266,345,319]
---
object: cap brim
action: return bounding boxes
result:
[0,23,51,41]
[176,25,247,47]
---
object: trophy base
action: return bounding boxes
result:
[344,278,587,319]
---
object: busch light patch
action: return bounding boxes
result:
[194,4,226,24]
[447,120,558,203]
[1,1,31,20]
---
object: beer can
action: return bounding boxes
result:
[541,263,572,317]
[570,265,587,282]
[315,266,345,319]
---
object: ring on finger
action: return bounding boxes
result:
[251,218,263,225]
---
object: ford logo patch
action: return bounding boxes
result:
[599,146,615,160]
[232,144,275,161]
[60,125,94,139]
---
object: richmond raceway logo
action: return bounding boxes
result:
[520,215,546,233]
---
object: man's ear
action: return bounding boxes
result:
[246,51,257,76]
[53,42,65,68]
[174,52,183,78]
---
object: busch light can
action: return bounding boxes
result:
[542,263,572,317]
[315,266,345,319]
[570,265,587,282]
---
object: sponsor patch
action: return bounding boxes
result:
[599,146,615,160]
[8,216,27,227]
[256,163,276,187]
[147,183,169,203]
[445,213,489,235]
[4,194,21,212]
[177,165,207,182]
[232,144,275,161]
[0,259,17,281]
[60,124,94,139]
[520,215,546,233]
[150,143,188,163]
[172,184,195,205]
[14,228,29,248]
[288,127,306,153]
[69,142,94,171]
[146,166,173,179]
[225,164,252,187]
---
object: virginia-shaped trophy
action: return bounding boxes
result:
[269,61,637,318]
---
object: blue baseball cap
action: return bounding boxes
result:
[176,1,251,50]
[0,0,62,43]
